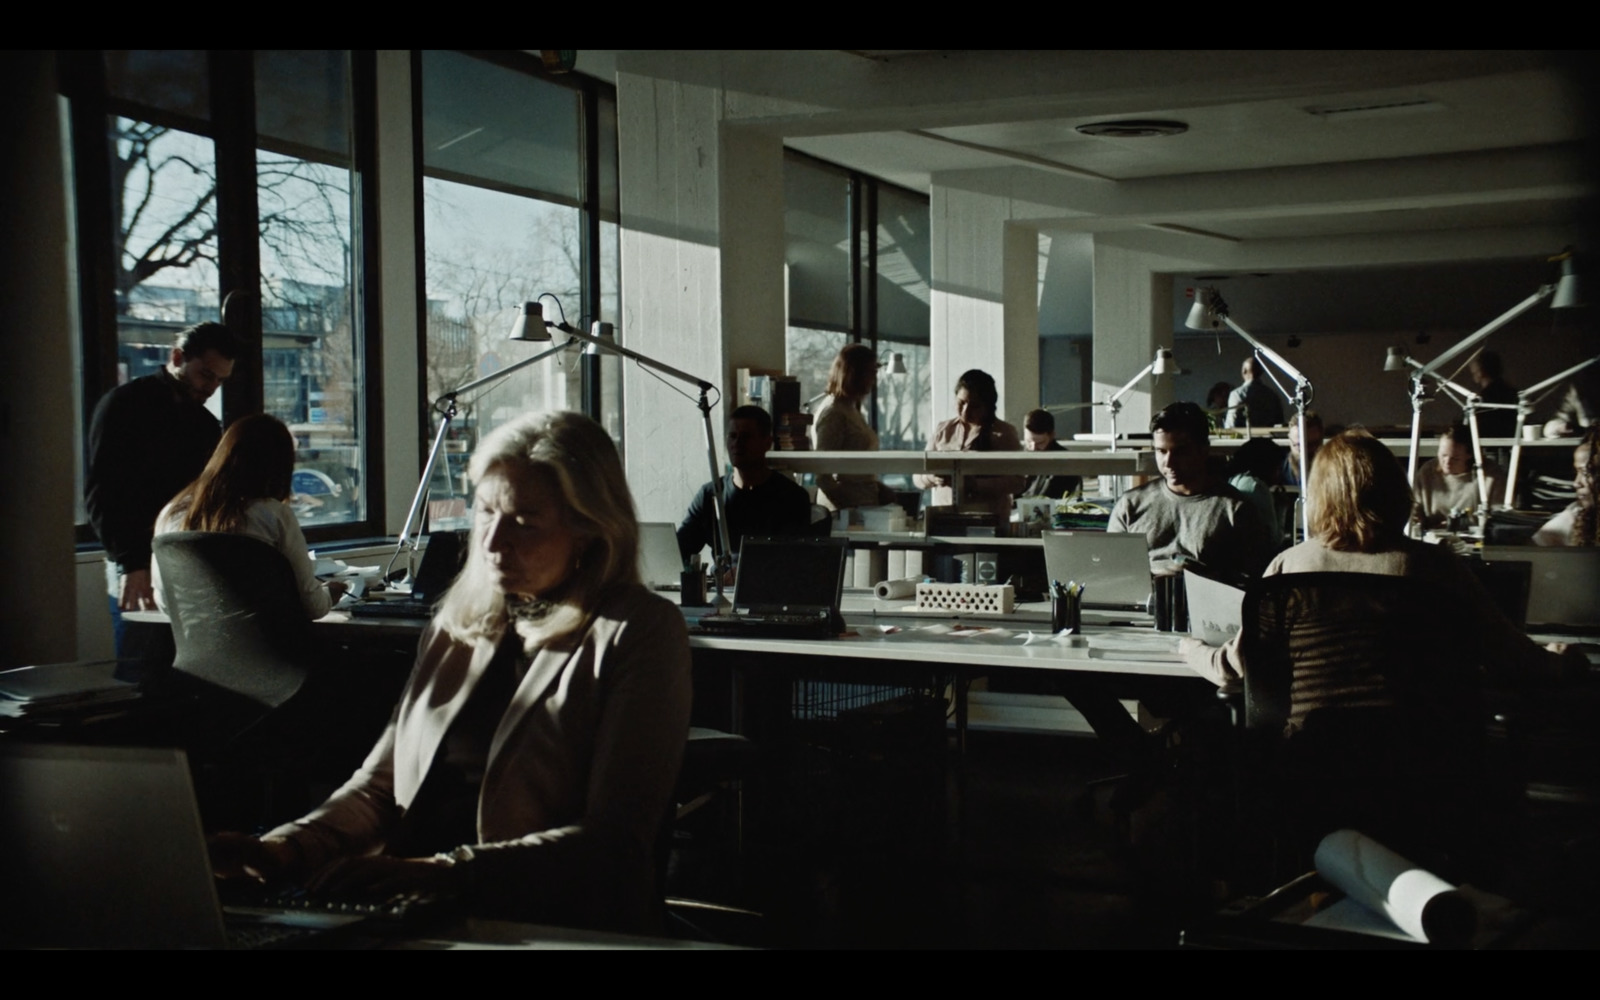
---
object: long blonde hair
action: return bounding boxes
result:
[433,411,641,651]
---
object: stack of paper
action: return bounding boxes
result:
[0,663,140,720]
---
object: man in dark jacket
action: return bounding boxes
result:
[86,322,239,651]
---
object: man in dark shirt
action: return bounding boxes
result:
[1468,351,1518,440]
[86,322,239,651]
[677,405,812,564]
[1225,355,1285,429]
[1018,408,1081,500]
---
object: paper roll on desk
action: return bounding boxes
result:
[1313,829,1477,946]
[874,577,921,601]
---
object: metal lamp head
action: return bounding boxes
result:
[880,352,908,375]
[1383,346,1410,372]
[1185,288,1221,331]
[509,301,552,342]
[1552,253,1582,310]
[1152,347,1176,375]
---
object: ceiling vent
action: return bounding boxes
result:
[1302,98,1444,120]
[1075,120,1188,138]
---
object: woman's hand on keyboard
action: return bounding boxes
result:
[306,854,457,899]
[209,832,300,882]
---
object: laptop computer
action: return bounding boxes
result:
[1041,531,1153,613]
[349,530,467,619]
[638,522,684,590]
[692,536,849,639]
[0,743,372,949]
[1479,546,1600,630]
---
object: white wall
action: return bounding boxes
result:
[2,52,80,667]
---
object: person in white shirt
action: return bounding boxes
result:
[1412,423,1506,529]
[152,414,345,619]
[1532,426,1598,546]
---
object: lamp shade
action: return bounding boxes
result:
[1185,288,1220,331]
[508,301,551,342]
[1552,255,1582,310]
[1152,347,1175,375]
[1383,346,1409,372]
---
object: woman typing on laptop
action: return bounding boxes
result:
[210,411,692,934]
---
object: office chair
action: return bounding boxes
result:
[150,532,350,827]
[1228,572,1493,888]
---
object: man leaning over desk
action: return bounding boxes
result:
[86,321,240,653]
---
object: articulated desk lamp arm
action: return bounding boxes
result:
[1504,352,1600,507]
[1383,347,1496,516]
[510,297,736,611]
[389,336,580,583]
[1397,249,1583,512]
[1187,288,1315,540]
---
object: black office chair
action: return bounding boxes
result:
[1228,572,1493,888]
[151,532,349,826]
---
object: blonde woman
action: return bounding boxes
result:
[212,411,691,934]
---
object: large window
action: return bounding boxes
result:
[66,50,378,538]
[417,51,620,522]
[783,153,931,457]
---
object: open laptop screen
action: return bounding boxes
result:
[732,537,848,613]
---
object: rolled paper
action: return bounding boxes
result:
[875,577,920,601]
[1313,829,1477,946]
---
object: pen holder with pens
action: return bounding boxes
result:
[1051,584,1082,634]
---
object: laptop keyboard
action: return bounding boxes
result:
[693,613,835,640]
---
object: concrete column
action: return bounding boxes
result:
[0,52,77,666]
[375,50,421,536]
[615,69,787,523]
[1090,242,1177,437]
[929,186,1038,431]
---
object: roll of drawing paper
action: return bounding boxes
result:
[875,577,921,601]
[1313,829,1477,946]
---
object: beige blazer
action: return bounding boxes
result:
[271,583,692,932]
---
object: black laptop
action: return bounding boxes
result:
[692,536,849,639]
[0,743,378,949]
[349,531,467,619]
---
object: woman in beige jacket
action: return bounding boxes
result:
[213,411,691,934]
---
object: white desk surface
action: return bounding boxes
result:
[687,625,1193,678]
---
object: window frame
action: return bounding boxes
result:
[411,49,619,474]
[784,148,931,438]
[64,49,385,545]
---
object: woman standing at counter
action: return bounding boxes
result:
[813,343,895,511]
[914,368,1026,521]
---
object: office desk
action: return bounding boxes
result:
[128,603,1200,747]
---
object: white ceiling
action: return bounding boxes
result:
[575,50,1593,257]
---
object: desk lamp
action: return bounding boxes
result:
[390,334,581,582]
[510,296,735,610]
[1186,288,1314,539]
[1044,347,1179,499]
[1380,346,1496,514]
[1503,352,1600,505]
[1389,250,1582,508]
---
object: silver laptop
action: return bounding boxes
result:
[1041,531,1153,612]
[638,522,684,590]
[1480,546,1600,630]
[0,743,365,949]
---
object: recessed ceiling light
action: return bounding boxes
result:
[1075,120,1188,138]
